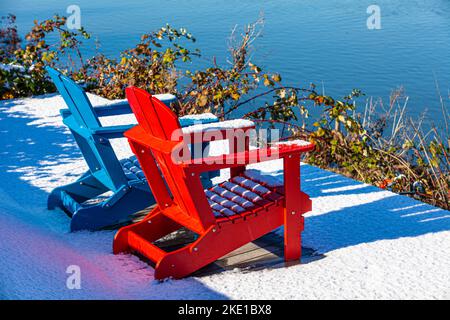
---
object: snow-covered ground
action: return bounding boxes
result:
[0,93,449,300]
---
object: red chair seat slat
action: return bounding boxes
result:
[230,176,272,196]
[232,175,284,203]
[205,173,286,223]
[209,186,255,209]
[205,190,247,213]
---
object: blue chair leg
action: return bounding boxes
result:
[48,171,108,216]
[70,186,156,231]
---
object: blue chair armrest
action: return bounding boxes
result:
[179,113,219,127]
[93,101,132,117]
[92,93,177,117]
[154,93,177,106]
[60,94,178,118]
[88,114,219,141]
[62,93,217,140]
[89,114,219,140]
[60,101,132,119]
[91,115,219,140]
[91,124,135,139]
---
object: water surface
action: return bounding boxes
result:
[2,0,450,126]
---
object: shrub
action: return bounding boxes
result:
[0,13,448,210]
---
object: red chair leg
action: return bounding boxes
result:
[283,154,302,262]
[113,207,181,255]
[284,210,302,261]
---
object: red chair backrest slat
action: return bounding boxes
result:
[125,87,215,231]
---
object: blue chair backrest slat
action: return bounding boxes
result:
[59,75,102,129]
[46,67,87,127]
[46,67,127,191]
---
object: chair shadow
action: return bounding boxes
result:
[0,97,82,221]
[158,158,450,278]
[258,164,450,254]
[192,232,325,278]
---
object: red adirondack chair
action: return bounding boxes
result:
[113,86,315,279]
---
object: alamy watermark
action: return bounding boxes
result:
[66,265,81,289]
[66,5,81,30]
[169,127,308,165]
[367,5,381,30]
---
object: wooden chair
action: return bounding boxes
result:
[46,67,218,231]
[113,86,314,279]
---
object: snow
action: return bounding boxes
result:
[221,181,263,202]
[110,93,177,106]
[243,169,283,187]
[181,119,255,134]
[152,93,176,102]
[271,139,312,148]
[178,112,217,121]
[205,190,246,214]
[231,176,271,196]
[0,63,26,73]
[1,93,450,299]
[209,186,254,209]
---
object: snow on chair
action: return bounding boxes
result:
[46,67,219,231]
[113,86,315,279]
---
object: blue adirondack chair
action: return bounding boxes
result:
[46,67,219,231]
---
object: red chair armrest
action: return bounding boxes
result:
[181,141,314,173]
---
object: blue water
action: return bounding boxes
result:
[2,0,450,126]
